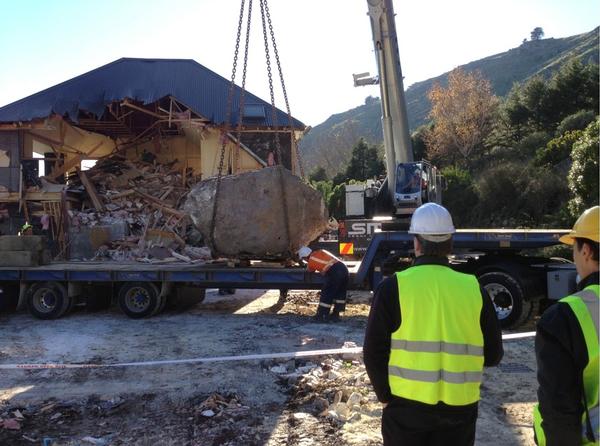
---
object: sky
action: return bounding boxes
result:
[0,0,597,127]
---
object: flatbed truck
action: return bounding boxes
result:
[0,227,576,329]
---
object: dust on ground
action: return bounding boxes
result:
[0,289,538,445]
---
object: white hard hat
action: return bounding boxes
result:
[297,246,312,259]
[408,203,455,242]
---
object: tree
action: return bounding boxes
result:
[556,110,597,135]
[534,130,582,167]
[497,62,599,143]
[425,68,499,169]
[522,77,554,130]
[344,138,385,181]
[328,183,346,219]
[411,125,431,160]
[308,166,328,183]
[549,60,599,121]
[530,27,544,41]
[332,171,348,186]
[567,119,599,217]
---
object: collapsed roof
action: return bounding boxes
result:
[0,58,305,139]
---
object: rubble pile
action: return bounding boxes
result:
[68,154,212,262]
[67,156,326,263]
[266,349,383,445]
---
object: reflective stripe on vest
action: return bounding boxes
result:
[307,250,339,273]
[534,285,600,445]
[391,339,484,356]
[389,265,484,406]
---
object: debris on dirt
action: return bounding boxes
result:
[0,418,21,430]
[0,289,539,445]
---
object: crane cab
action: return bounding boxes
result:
[393,161,443,216]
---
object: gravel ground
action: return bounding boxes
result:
[0,289,538,445]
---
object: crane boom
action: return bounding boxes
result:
[346,0,443,221]
[366,0,413,201]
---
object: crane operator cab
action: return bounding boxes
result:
[394,161,443,217]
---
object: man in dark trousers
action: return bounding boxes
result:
[534,205,599,445]
[297,246,349,322]
[363,203,503,446]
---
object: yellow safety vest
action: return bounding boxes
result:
[534,284,599,446]
[389,265,485,406]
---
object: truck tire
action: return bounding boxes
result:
[171,285,206,311]
[118,282,161,319]
[479,272,532,329]
[27,282,71,320]
[0,281,19,313]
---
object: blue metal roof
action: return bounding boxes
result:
[0,58,305,129]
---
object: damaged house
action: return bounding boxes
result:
[0,57,306,260]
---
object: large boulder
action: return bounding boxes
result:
[184,166,328,259]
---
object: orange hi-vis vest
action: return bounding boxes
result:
[307,250,340,273]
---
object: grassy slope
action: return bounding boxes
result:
[300,28,599,174]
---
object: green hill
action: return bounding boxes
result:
[300,27,599,176]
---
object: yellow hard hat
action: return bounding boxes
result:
[559,206,600,245]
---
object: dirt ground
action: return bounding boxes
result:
[0,289,539,445]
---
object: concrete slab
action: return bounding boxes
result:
[0,236,45,252]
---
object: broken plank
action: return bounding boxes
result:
[159,186,174,201]
[109,189,135,200]
[78,170,105,211]
[170,250,192,263]
[133,189,185,219]
[45,141,104,181]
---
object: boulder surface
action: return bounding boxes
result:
[184,166,328,259]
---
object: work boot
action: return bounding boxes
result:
[311,313,329,323]
[329,312,341,323]
[312,306,330,323]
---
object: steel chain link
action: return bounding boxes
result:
[260,0,292,256]
[209,0,247,254]
[211,0,300,258]
[259,0,282,165]
[263,0,305,179]
[235,0,253,173]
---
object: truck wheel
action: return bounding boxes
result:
[171,286,206,311]
[479,272,532,329]
[118,282,161,319]
[27,282,71,320]
[0,282,19,313]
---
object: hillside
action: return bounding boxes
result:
[300,27,599,175]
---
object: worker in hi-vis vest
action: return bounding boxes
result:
[363,203,503,446]
[297,246,349,322]
[534,205,599,446]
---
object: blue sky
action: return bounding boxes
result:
[0,0,597,126]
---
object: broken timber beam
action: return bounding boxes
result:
[78,170,105,211]
[45,141,104,181]
[133,189,186,219]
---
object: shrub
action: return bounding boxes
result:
[568,119,600,217]
[440,166,478,227]
[473,162,568,227]
[556,110,597,135]
[535,130,582,167]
